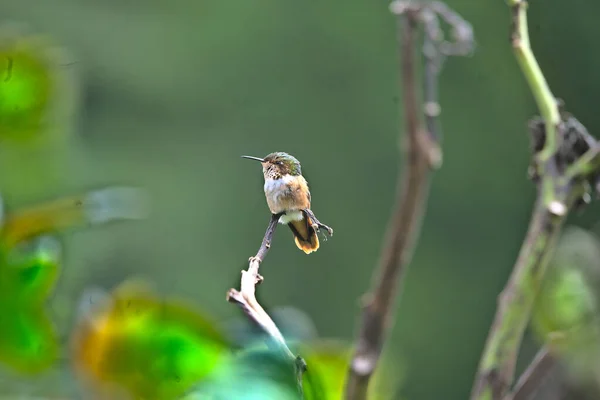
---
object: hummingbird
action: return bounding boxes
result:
[242,152,333,254]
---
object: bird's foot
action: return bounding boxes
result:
[304,209,333,237]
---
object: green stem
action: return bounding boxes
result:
[472,2,600,399]
[470,1,567,399]
[565,146,600,179]
[471,200,565,400]
[511,1,564,218]
[510,0,561,163]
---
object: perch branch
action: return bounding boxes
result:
[471,2,600,399]
[227,213,307,396]
[344,2,473,399]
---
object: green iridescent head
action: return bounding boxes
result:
[241,152,302,177]
[263,152,301,175]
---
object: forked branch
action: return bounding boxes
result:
[344,2,473,399]
[470,1,600,399]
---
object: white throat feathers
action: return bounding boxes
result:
[278,210,304,225]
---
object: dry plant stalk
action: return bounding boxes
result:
[344,2,474,399]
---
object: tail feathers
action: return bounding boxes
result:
[288,210,319,254]
[2,187,149,248]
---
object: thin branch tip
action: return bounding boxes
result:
[227,213,306,396]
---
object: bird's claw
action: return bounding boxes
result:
[255,273,264,285]
[248,256,262,264]
[317,223,333,237]
[303,208,333,237]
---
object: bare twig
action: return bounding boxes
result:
[421,1,474,166]
[226,213,307,397]
[344,2,473,399]
[344,11,429,399]
[470,2,600,399]
[508,347,557,400]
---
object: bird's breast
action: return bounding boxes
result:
[263,175,309,214]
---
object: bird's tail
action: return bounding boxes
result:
[1,186,149,248]
[287,210,319,254]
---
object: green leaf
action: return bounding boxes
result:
[71,280,232,400]
[0,235,62,375]
[0,23,76,145]
[532,227,600,379]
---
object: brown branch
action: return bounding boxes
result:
[421,1,475,153]
[344,11,429,397]
[226,213,307,396]
[345,3,473,399]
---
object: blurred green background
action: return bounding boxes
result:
[1,0,599,399]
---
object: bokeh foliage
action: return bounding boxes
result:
[70,281,231,399]
[0,0,599,399]
[0,235,61,375]
[532,227,600,390]
[0,23,78,203]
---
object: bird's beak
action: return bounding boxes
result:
[241,155,265,162]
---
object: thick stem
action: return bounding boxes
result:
[345,3,474,398]
[471,200,565,400]
[344,9,434,400]
[509,0,560,164]
[470,1,569,398]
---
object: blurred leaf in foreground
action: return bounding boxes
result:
[70,279,232,400]
[297,340,400,400]
[225,305,319,349]
[181,345,300,400]
[532,226,600,383]
[215,305,401,400]
[0,235,62,375]
[0,186,147,388]
[0,21,78,145]
[0,22,79,200]
[183,337,401,400]
[0,186,149,249]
